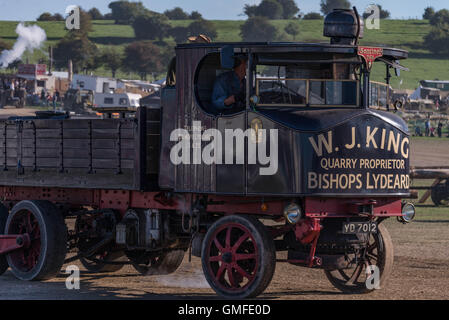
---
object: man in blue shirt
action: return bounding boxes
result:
[211,56,247,112]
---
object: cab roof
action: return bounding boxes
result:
[176,42,408,61]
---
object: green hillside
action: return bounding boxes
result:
[0,19,447,89]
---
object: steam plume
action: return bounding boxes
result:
[0,23,47,68]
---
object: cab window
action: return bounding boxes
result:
[253,52,361,108]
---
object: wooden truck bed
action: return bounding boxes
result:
[0,107,160,191]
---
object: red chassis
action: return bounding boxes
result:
[0,186,403,264]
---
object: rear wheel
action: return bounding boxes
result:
[324,223,393,294]
[6,200,67,281]
[201,215,276,299]
[128,250,185,276]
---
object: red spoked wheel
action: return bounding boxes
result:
[201,215,276,299]
[6,200,67,281]
[324,223,394,294]
[7,211,41,272]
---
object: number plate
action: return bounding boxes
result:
[342,222,378,234]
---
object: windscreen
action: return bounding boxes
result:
[255,64,360,107]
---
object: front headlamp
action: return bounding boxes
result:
[283,203,302,224]
[399,203,416,223]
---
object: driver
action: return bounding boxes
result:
[211,56,247,112]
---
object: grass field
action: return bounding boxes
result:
[0,18,447,86]
[410,178,448,223]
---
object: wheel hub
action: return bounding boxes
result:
[222,252,232,263]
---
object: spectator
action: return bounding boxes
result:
[415,126,422,136]
[425,118,431,136]
[52,91,59,109]
[46,93,52,107]
[40,89,46,104]
[437,122,443,138]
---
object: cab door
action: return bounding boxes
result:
[216,112,246,193]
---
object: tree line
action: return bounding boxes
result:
[40,2,219,80]
[423,7,449,54]
[2,0,448,80]
[37,3,203,23]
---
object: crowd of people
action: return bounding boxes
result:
[0,76,62,109]
[40,88,61,108]
[0,78,27,108]
[415,118,448,138]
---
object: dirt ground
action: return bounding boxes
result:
[0,107,447,300]
[410,138,449,167]
[0,107,38,119]
[0,217,447,300]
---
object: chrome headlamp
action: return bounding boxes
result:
[399,203,415,223]
[283,203,302,224]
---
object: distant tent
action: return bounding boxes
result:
[409,86,422,100]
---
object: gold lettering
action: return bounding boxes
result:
[345,127,356,149]
[366,126,378,149]
[387,131,400,154]
[401,137,409,159]
[309,131,333,157]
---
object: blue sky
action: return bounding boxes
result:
[0,0,447,21]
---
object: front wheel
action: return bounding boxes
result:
[324,223,394,294]
[201,215,276,299]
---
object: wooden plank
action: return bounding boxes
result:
[18,157,135,169]
[91,119,135,129]
[0,167,136,190]
[92,139,134,149]
[29,119,62,129]
[5,138,135,149]
[92,148,135,160]
[16,128,134,139]
[92,159,134,169]
[21,157,88,168]
[0,148,18,158]
[91,128,134,139]
[22,148,89,159]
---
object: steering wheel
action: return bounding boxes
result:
[272,81,306,104]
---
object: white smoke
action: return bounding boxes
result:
[0,23,47,68]
[155,264,210,289]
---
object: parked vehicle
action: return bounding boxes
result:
[93,92,142,114]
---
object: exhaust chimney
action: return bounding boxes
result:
[68,59,73,83]
[48,46,53,76]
